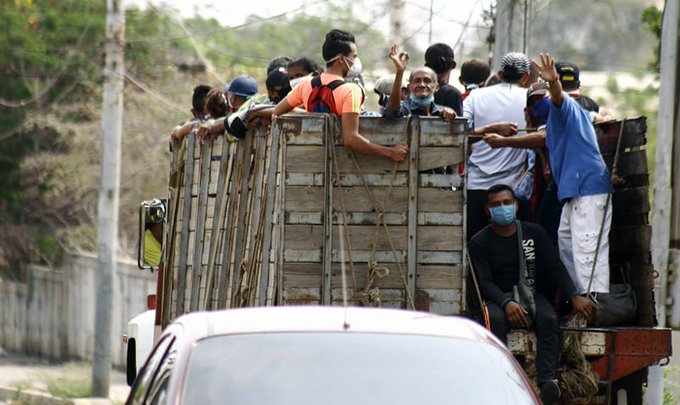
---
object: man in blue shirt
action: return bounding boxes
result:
[531,53,611,295]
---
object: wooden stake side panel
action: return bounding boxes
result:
[595,117,655,326]
[280,116,466,314]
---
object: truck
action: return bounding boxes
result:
[131,113,670,404]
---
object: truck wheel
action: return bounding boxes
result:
[611,367,646,405]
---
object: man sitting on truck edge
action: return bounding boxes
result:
[468,184,596,405]
[531,53,612,296]
[272,29,408,162]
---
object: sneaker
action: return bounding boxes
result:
[539,379,561,405]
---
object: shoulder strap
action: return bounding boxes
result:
[311,76,322,88]
[327,79,346,90]
[516,220,526,285]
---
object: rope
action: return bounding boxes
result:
[559,118,627,403]
[465,249,491,330]
[344,117,415,309]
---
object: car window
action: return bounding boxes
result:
[127,334,175,405]
[146,349,177,405]
[181,332,537,405]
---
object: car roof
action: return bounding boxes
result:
[170,306,499,345]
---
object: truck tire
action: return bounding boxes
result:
[611,367,646,405]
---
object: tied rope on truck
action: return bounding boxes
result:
[559,118,627,403]
[330,116,415,309]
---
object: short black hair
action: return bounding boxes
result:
[288,56,322,75]
[485,184,516,204]
[192,84,212,113]
[267,56,293,75]
[460,59,490,86]
[424,43,455,74]
[322,29,355,67]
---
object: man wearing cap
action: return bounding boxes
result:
[556,61,600,114]
[272,29,408,162]
[531,53,612,295]
[424,43,463,116]
[463,52,533,240]
[196,75,264,140]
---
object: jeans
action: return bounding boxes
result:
[486,293,558,383]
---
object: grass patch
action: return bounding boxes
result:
[46,377,92,398]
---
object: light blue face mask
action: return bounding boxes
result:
[409,93,434,108]
[489,204,516,226]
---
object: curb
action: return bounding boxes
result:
[0,385,117,405]
[0,385,72,404]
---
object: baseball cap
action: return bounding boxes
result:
[555,61,580,84]
[228,75,259,98]
[265,67,289,91]
[527,81,549,98]
[500,52,530,80]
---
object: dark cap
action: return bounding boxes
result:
[527,81,549,98]
[555,61,580,84]
[228,75,259,98]
[500,52,530,81]
[425,43,455,74]
[265,67,289,91]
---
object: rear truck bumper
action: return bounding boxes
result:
[507,327,672,382]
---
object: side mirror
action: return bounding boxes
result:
[138,198,166,271]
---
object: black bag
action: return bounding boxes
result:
[591,265,637,327]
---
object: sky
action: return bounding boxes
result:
[125,0,491,56]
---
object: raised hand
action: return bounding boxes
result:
[531,53,559,83]
[389,43,409,73]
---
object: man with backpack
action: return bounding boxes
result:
[273,29,408,162]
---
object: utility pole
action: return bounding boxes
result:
[428,0,434,45]
[648,0,679,402]
[389,0,405,45]
[491,0,516,70]
[92,0,125,397]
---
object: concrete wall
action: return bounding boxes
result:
[0,254,156,366]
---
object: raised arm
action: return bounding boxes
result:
[387,43,409,113]
[531,53,564,107]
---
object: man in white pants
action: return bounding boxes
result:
[531,53,611,294]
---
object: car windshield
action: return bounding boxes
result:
[181,332,536,405]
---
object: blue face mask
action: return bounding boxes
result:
[530,96,550,122]
[409,93,434,108]
[489,204,516,226]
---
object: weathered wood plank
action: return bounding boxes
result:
[285,211,462,226]
[419,189,463,212]
[596,117,647,154]
[419,147,464,170]
[417,226,463,250]
[284,224,409,251]
[612,187,650,216]
[604,149,648,177]
[419,173,462,188]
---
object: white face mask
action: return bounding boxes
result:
[343,56,362,79]
[289,74,311,88]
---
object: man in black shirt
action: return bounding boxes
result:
[555,61,600,113]
[424,43,463,116]
[468,184,596,404]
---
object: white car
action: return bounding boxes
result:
[126,306,540,405]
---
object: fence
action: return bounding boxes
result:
[0,254,156,366]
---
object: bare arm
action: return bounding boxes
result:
[484,129,546,149]
[273,99,294,117]
[341,112,408,161]
[170,122,194,140]
[531,53,563,107]
[387,43,409,112]
[196,118,226,142]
